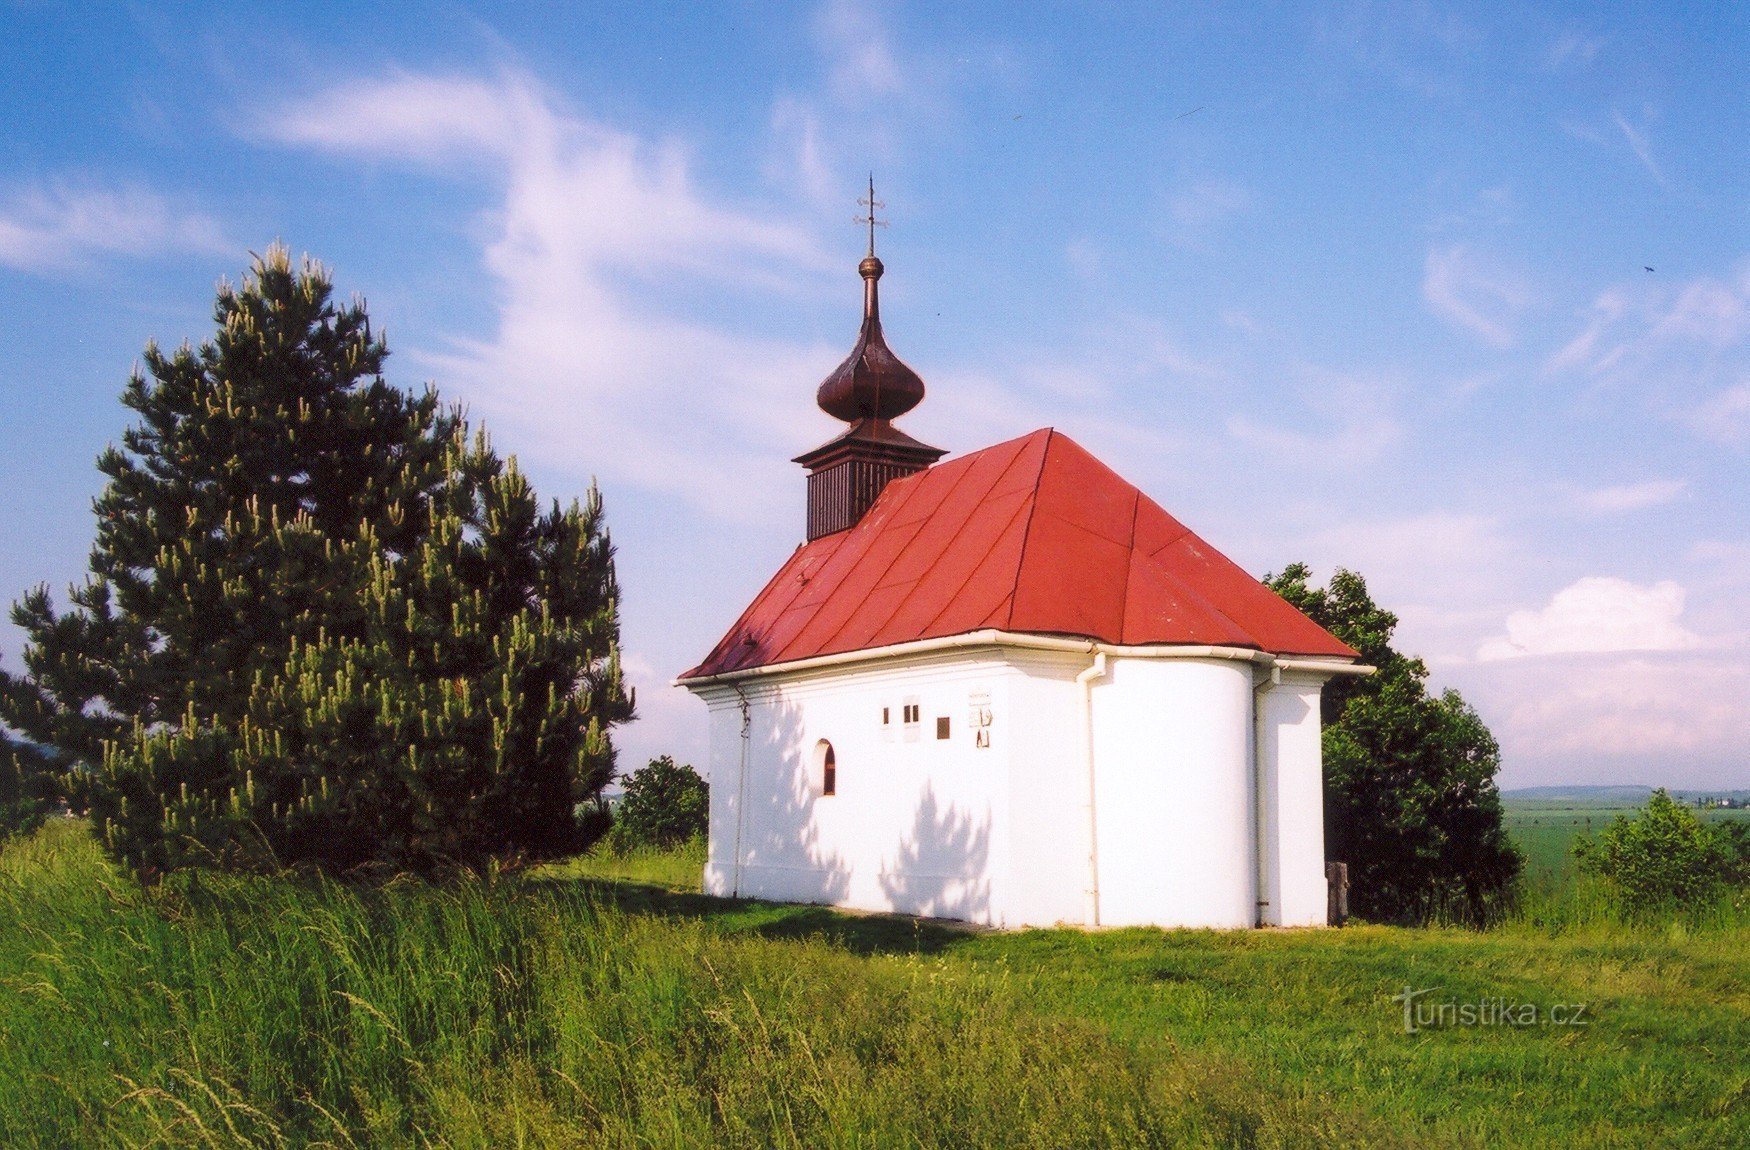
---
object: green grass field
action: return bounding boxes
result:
[1502,793,1750,886]
[5,819,1749,1147]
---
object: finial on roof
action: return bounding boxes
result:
[817,177,923,423]
[858,172,884,259]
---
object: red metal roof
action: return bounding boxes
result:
[682,429,1357,679]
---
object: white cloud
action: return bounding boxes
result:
[1422,244,1533,347]
[1225,411,1400,467]
[814,0,905,99]
[1288,510,1518,662]
[1475,654,1749,764]
[1168,179,1251,229]
[1612,111,1666,186]
[764,0,937,194]
[1571,478,1687,514]
[1302,511,1512,602]
[265,69,841,519]
[0,181,229,272]
[1225,364,1402,468]
[1690,382,1750,443]
[1547,29,1604,70]
[1477,577,1701,662]
[1545,264,1750,441]
[1544,287,1627,374]
[765,97,836,205]
[1653,271,1750,345]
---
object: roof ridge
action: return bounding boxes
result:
[914,491,1036,636]
[1114,486,1143,639]
[1002,429,1054,632]
[1126,544,1261,648]
[855,443,988,639]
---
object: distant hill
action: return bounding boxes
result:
[1503,785,1654,803]
[1503,785,1750,808]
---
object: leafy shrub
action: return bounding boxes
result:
[610,756,707,852]
[1575,789,1736,911]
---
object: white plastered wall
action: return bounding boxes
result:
[693,649,1027,926]
[689,640,1339,931]
[1087,656,1258,928]
[1254,670,1328,926]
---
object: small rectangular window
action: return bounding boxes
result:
[882,706,890,724]
[936,716,951,740]
[903,696,921,742]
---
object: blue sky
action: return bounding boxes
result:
[2,2,1746,788]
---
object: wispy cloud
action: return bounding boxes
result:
[1294,511,1519,660]
[1689,382,1750,444]
[265,69,839,520]
[1571,478,1688,515]
[0,181,229,272]
[814,0,905,99]
[1422,244,1533,347]
[1316,0,1483,100]
[1612,111,1666,186]
[1477,577,1701,662]
[1546,263,1750,438]
[1225,411,1400,467]
[1546,28,1604,70]
[762,0,941,200]
[1544,288,1627,374]
[1168,179,1251,230]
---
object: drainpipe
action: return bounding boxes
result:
[1252,663,1280,927]
[1077,650,1109,927]
[731,685,752,898]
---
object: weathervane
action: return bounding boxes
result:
[856,174,886,258]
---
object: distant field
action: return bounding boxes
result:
[1502,792,1750,886]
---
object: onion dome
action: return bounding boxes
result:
[815,198,926,422]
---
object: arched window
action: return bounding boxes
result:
[814,739,837,797]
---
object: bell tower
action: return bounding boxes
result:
[794,179,945,540]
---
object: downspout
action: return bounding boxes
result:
[1077,650,1109,927]
[1252,663,1280,927]
[731,685,752,898]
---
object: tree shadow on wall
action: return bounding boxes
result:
[730,691,851,906]
[877,783,992,923]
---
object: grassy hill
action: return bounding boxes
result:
[4,820,1749,1148]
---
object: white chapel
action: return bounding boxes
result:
[678,234,1366,930]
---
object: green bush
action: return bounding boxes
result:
[610,756,707,852]
[1575,789,1736,911]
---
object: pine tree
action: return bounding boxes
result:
[0,246,633,876]
[0,732,54,840]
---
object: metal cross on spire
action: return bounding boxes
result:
[856,174,886,257]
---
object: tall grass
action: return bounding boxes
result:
[7,820,1749,1147]
[1493,806,1750,937]
[1,822,1338,1148]
[549,834,708,890]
